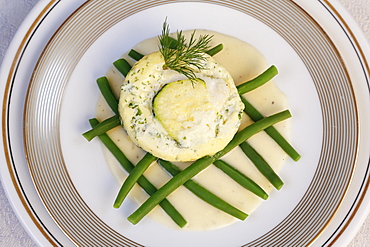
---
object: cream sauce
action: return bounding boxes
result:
[95,30,290,231]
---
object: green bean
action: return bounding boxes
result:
[113,58,132,77]
[213,160,268,200]
[82,115,120,141]
[160,34,223,56]
[241,97,262,119]
[96,77,119,114]
[239,142,284,190]
[217,110,291,157]
[89,118,187,227]
[160,35,223,56]
[128,43,223,63]
[158,159,248,221]
[206,43,223,56]
[160,35,178,49]
[241,97,301,161]
[237,65,278,95]
[113,153,157,208]
[127,110,291,224]
[128,49,144,61]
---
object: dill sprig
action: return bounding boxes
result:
[159,20,213,80]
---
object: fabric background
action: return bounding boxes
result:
[0,0,368,246]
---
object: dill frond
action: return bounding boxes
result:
[159,19,213,80]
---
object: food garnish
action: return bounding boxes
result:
[159,19,213,81]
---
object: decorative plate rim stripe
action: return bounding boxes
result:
[23,0,359,246]
[2,1,63,246]
[0,0,362,246]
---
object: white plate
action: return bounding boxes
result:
[1,0,369,246]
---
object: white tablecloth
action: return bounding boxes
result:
[0,0,369,246]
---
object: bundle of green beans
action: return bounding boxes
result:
[82,44,300,227]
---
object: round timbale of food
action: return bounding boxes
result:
[118,51,244,162]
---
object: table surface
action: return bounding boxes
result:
[0,0,369,246]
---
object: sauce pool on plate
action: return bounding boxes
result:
[95,30,290,231]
